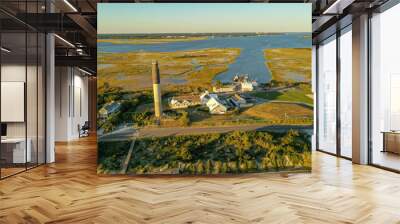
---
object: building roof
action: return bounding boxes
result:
[100,101,121,115]
[172,95,201,103]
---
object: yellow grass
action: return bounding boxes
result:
[264,48,311,82]
[244,102,313,121]
[97,37,208,45]
[98,48,241,93]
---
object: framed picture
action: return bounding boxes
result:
[97,3,313,175]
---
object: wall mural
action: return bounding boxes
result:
[97,3,313,175]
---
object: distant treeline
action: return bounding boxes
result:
[97,32,311,39]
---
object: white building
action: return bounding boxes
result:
[206,97,228,114]
[213,85,238,93]
[241,81,254,92]
[169,95,201,109]
[233,74,257,92]
[200,91,228,114]
[98,101,121,119]
[200,91,219,104]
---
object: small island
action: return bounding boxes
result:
[98,36,208,45]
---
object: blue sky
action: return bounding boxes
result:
[98,3,311,34]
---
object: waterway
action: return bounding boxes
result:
[98,33,311,83]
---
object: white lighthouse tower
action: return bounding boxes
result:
[152,60,162,118]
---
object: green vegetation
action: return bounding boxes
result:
[187,65,228,88]
[97,141,132,174]
[97,47,314,130]
[122,130,311,175]
[96,43,314,176]
[97,86,154,133]
[244,102,313,125]
[251,83,313,105]
[264,48,311,83]
[98,37,208,45]
[132,111,155,127]
[179,111,191,126]
[97,48,240,92]
[97,85,313,134]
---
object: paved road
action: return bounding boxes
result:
[99,124,312,141]
[98,126,138,142]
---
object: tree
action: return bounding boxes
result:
[177,145,192,161]
[226,131,252,164]
[132,111,153,127]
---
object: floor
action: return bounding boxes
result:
[372,150,400,171]
[0,136,400,224]
[1,163,42,179]
[0,167,26,178]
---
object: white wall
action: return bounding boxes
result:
[55,67,69,141]
[54,67,89,141]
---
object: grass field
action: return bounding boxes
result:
[250,84,313,105]
[98,48,240,93]
[264,48,311,82]
[244,102,313,124]
[188,107,262,127]
[98,37,208,45]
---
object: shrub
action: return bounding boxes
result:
[221,162,228,174]
[196,160,204,174]
[228,161,238,173]
[123,130,311,174]
[213,161,222,174]
[205,160,213,174]
[179,111,191,126]
[239,161,248,173]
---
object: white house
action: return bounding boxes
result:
[200,91,218,105]
[213,84,238,93]
[206,97,228,114]
[233,74,257,92]
[241,81,254,92]
[169,95,201,109]
[200,91,228,114]
[98,101,121,119]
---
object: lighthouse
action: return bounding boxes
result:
[152,60,162,118]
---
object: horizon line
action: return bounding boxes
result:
[98,31,311,35]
